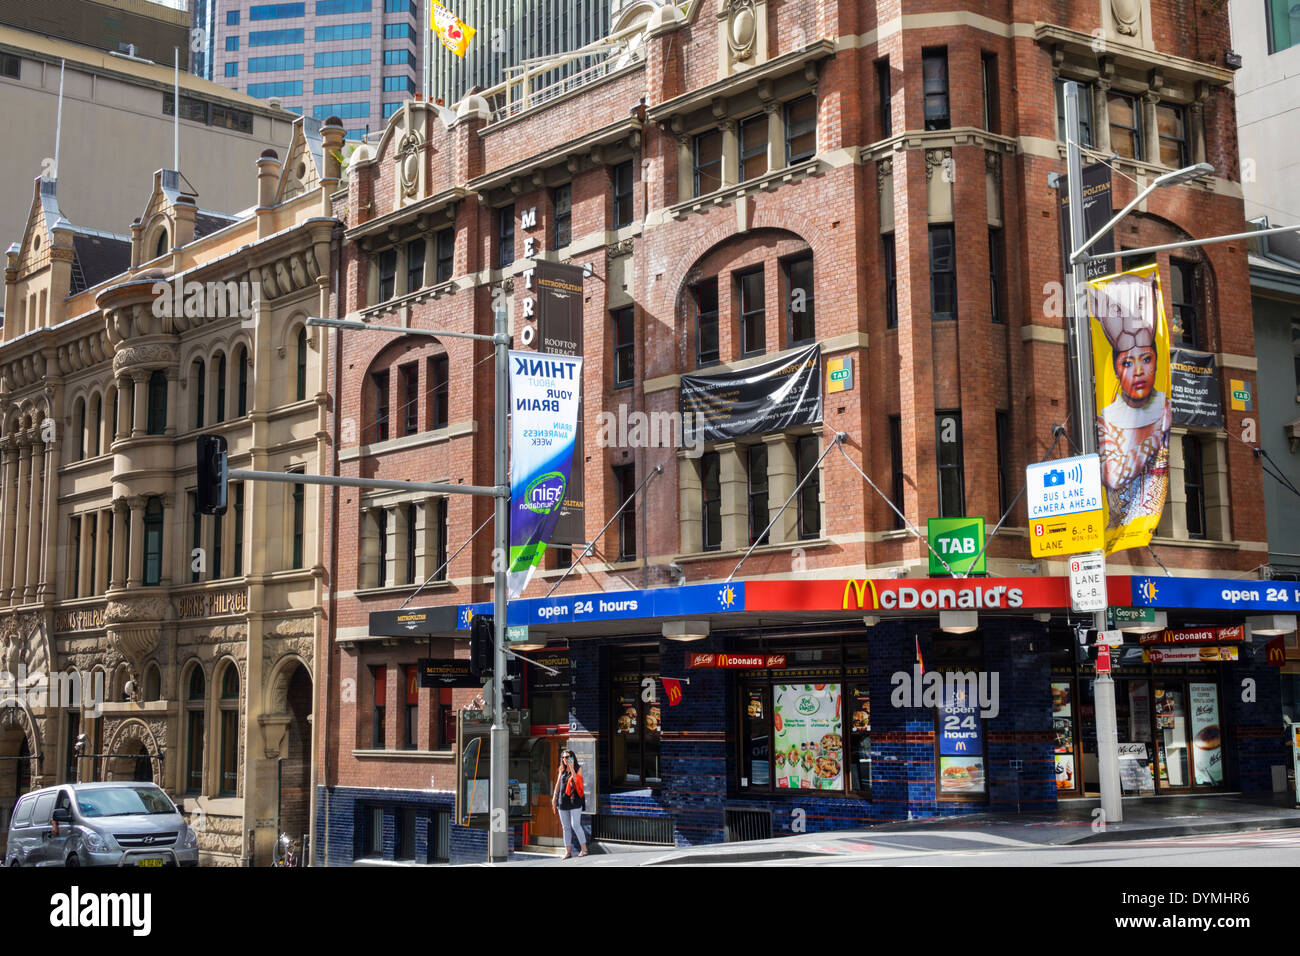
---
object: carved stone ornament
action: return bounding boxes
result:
[398,132,422,198]
[925,148,952,180]
[723,0,758,60]
[112,343,177,374]
[606,238,634,259]
[876,158,893,191]
[1112,0,1140,37]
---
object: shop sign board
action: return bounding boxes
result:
[1131,577,1300,611]
[688,653,787,669]
[1109,606,1156,626]
[1266,636,1287,667]
[744,576,1133,613]
[1142,646,1239,664]
[1137,625,1245,646]
[927,517,986,575]
[1026,454,1104,557]
[418,658,481,688]
[1118,742,1155,794]
[1069,552,1107,612]
[459,581,745,628]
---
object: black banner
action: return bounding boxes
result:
[1058,162,1116,282]
[680,344,823,443]
[418,658,481,688]
[1170,348,1224,428]
[536,260,585,544]
[369,605,460,636]
[527,650,571,693]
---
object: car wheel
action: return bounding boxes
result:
[65,854,80,868]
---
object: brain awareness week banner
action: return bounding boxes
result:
[1088,264,1172,554]
[508,351,583,599]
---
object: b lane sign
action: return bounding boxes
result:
[1069,552,1107,612]
[1026,454,1104,558]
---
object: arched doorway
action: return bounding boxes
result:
[280,664,312,848]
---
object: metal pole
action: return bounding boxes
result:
[1066,81,1122,825]
[227,467,497,498]
[489,299,509,863]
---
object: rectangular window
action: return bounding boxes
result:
[747,444,769,545]
[219,707,238,795]
[497,204,515,267]
[248,54,303,72]
[233,483,245,576]
[1054,78,1094,147]
[1269,0,1300,52]
[402,664,418,749]
[884,233,898,329]
[313,75,369,94]
[397,807,416,859]
[210,505,223,580]
[374,371,390,442]
[226,36,239,51]
[371,666,387,748]
[384,22,417,41]
[785,254,814,344]
[291,479,304,569]
[311,101,369,120]
[383,49,417,67]
[936,411,965,518]
[400,363,418,436]
[315,22,371,40]
[701,452,721,552]
[383,75,416,94]
[247,81,302,98]
[981,52,999,133]
[612,160,634,228]
[796,436,821,539]
[227,10,240,24]
[432,497,448,581]
[71,516,82,596]
[695,278,719,366]
[614,464,636,560]
[737,268,766,355]
[996,411,1011,518]
[402,503,417,584]
[785,95,816,164]
[739,112,767,181]
[1156,102,1188,168]
[922,48,950,131]
[406,238,425,293]
[435,227,454,283]
[553,183,572,249]
[190,493,201,583]
[250,3,305,19]
[930,225,957,321]
[378,248,397,301]
[428,355,449,429]
[1183,435,1206,539]
[693,128,723,196]
[611,649,661,789]
[384,0,415,11]
[612,307,634,387]
[316,48,371,67]
[248,28,305,45]
[225,62,238,77]
[989,227,1004,323]
[889,415,905,529]
[1108,91,1143,160]
[1170,258,1199,348]
[317,0,371,12]
[376,509,389,588]
[876,58,892,138]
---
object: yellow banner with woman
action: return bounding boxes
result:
[1088,263,1172,553]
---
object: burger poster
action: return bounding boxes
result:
[1189,683,1222,786]
[938,687,986,794]
[773,684,843,790]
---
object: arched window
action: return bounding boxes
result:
[90,395,101,457]
[185,665,205,795]
[143,496,164,586]
[215,354,227,423]
[219,665,239,797]
[192,359,205,429]
[296,328,308,402]
[154,229,168,260]
[73,398,85,460]
[146,371,167,435]
[236,346,248,416]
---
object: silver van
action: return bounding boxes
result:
[6,782,199,867]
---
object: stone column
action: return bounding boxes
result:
[393,503,411,585]
[131,371,148,437]
[115,377,131,441]
[676,134,693,202]
[720,120,738,189]
[0,438,16,601]
[1092,81,1111,155]
[96,509,111,593]
[764,100,784,175]
[415,498,432,580]
[763,435,798,544]
[716,441,746,553]
[678,450,702,554]
[24,434,45,602]
[1143,91,1161,165]
[126,496,144,589]
[10,438,29,599]
[160,493,175,587]
[164,368,179,436]
[78,513,93,598]
[109,499,128,590]
[383,506,397,588]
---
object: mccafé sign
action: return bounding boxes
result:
[688,653,787,669]
[743,577,1083,614]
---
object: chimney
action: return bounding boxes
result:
[172,194,197,247]
[257,148,281,209]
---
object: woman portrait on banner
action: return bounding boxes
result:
[1088,266,1172,551]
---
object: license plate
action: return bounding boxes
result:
[135,858,164,867]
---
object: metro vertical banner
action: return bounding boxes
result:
[535,260,585,544]
[1088,264,1172,554]
[508,351,584,599]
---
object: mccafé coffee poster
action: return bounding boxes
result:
[772,684,843,791]
[1189,682,1222,786]
[1087,264,1172,554]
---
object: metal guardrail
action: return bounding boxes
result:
[490,48,644,124]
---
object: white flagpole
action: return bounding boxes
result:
[174,47,180,171]
[52,59,65,182]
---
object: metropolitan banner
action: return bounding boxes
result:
[679,344,822,443]
[1088,264,1172,554]
[508,351,583,599]
[1170,348,1224,428]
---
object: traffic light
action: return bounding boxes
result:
[196,434,228,515]
[470,613,494,680]
[502,654,525,710]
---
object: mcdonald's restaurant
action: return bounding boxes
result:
[433,572,1292,850]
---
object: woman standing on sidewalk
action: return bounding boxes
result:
[552,750,588,859]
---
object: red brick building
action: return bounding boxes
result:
[316,0,1269,863]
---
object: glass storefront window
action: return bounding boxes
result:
[610,648,660,789]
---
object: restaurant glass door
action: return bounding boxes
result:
[527,737,566,846]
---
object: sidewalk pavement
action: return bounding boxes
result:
[507,792,1300,866]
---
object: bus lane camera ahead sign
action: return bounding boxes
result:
[927,517,986,575]
[1025,454,1104,558]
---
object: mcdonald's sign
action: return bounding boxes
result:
[842,579,880,611]
[1265,635,1287,668]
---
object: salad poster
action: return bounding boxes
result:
[773,684,843,790]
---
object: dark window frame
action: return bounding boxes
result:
[612,306,635,388]
[876,58,892,138]
[1170,258,1200,349]
[737,267,766,356]
[406,238,425,294]
[747,443,769,545]
[701,451,722,552]
[936,411,966,519]
[784,253,815,345]
[1107,90,1143,161]
[143,496,164,586]
[796,436,821,539]
[995,410,1011,518]
[400,362,419,436]
[609,648,661,790]
[1183,434,1207,539]
[981,51,999,133]
[497,204,515,268]
[784,94,817,165]
[552,183,572,249]
[612,161,634,229]
[428,354,449,430]
[613,464,636,561]
[694,278,720,367]
[378,248,397,301]
[738,112,768,181]
[889,414,905,529]
[435,227,454,283]
[989,227,1005,323]
[374,370,390,443]
[922,48,951,131]
[693,128,723,196]
[884,233,898,329]
[930,225,958,321]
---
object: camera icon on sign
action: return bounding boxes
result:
[1043,469,1065,487]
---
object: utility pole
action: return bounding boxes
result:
[1064,80,1123,825]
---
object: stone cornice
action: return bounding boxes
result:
[468,117,644,198]
[1034,22,1235,88]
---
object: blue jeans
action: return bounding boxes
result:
[558,808,586,852]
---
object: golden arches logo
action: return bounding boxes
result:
[841,579,880,611]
